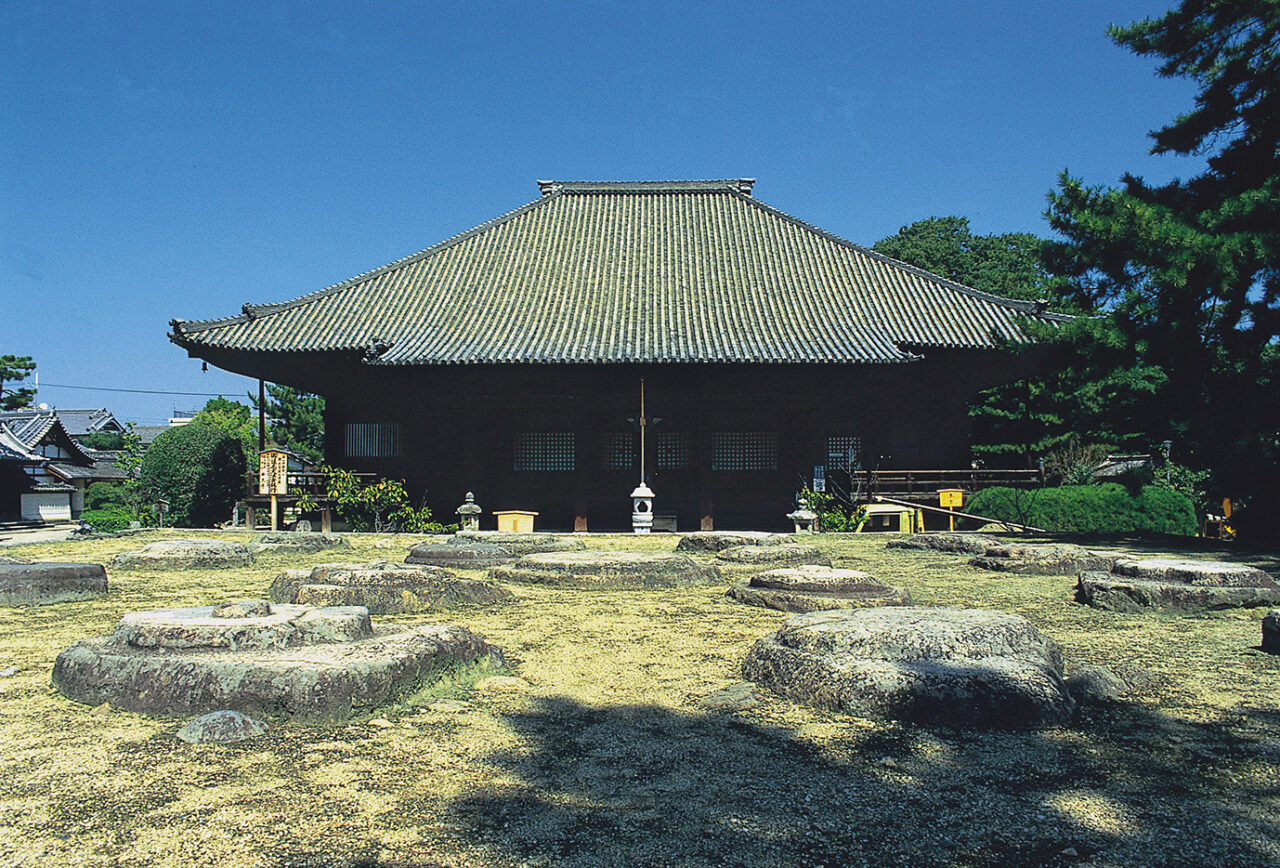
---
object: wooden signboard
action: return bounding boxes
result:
[258,449,289,496]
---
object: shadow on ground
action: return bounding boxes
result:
[328,694,1280,868]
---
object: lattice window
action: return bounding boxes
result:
[712,432,777,471]
[826,435,862,471]
[344,423,401,458]
[514,432,575,471]
[656,431,691,469]
[602,432,634,470]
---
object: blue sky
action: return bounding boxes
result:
[2,1,1202,424]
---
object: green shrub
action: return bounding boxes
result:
[801,487,867,532]
[84,481,126,510]
[967,484,1197,535]
[300,466,453,533]
[79,508,138,532]
[139,420,247,527]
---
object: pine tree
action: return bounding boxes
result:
[0,355,36,410]
[1046,0,1280,513]
[252,385,325,464]
[872,219,1163,465]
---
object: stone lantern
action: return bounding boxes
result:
[787,504,818,535]
[787,493,818,535]
[630,483,655,534]
[456,492,482,532]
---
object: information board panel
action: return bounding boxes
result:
[258,450,289,495]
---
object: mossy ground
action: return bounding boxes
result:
[2,530,1278,867]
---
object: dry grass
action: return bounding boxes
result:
[2,529,1279,867]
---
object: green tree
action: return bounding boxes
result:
[139,419,246,527]
[253,385,325,464]
[1046,0,1280,521]
[116,423,146,516]
[0,355,36,410]
[872,216,1060,302]
[84,481,126,511]
[871,218,1163,464]
[194,396,258,468]
[79,430,126,450]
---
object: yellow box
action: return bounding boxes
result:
[938,489,964,508]
[493,510,539,533]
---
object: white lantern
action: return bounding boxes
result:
[630,483,655,534]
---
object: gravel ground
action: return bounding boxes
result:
[1,529,1278,867]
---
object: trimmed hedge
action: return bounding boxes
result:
[967,484,1197,535]
[79,508,137,532]
[139,420,246,527]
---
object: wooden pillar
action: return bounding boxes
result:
[573,395,592,532]
[695,394,714,531]
[258,379,267,451]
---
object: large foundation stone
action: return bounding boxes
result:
[490,551,721,589]
[887,533,1003,556]
[743,607,1074,727]
[727,566,910,613]
[406,541,516,569]
[270,562,511,614]
[1076,558,1280,613]
[109,540,254,570]
[252,532,350,554]
[716,544,831,568]
[451,531,585,555]
[52,601,501,722]
[676,532,790,553]
[1263,610,1280,654]
[0,562,108,606]
[970,543,1115,576]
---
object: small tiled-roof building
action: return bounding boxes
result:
[0,410,102,520]
[171,179,1067,529]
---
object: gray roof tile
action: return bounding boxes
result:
[171,180,1069,365]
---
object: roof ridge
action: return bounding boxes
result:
[730,191,1073,322]
[172,189,566,337]
[536,179,755,195]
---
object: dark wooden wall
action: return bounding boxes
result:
[190,347,1025,530]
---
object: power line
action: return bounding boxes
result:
[36,382,245,397]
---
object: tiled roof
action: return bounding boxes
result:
[48,463,100,481]
[0,427,41,463]
[132,425,170,446]
[0,411,57,446]
[32,481,75,493]
[171,180,1071,366]
[82,449,131,480]
[54,408,124,436]
[0,411,94,466]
